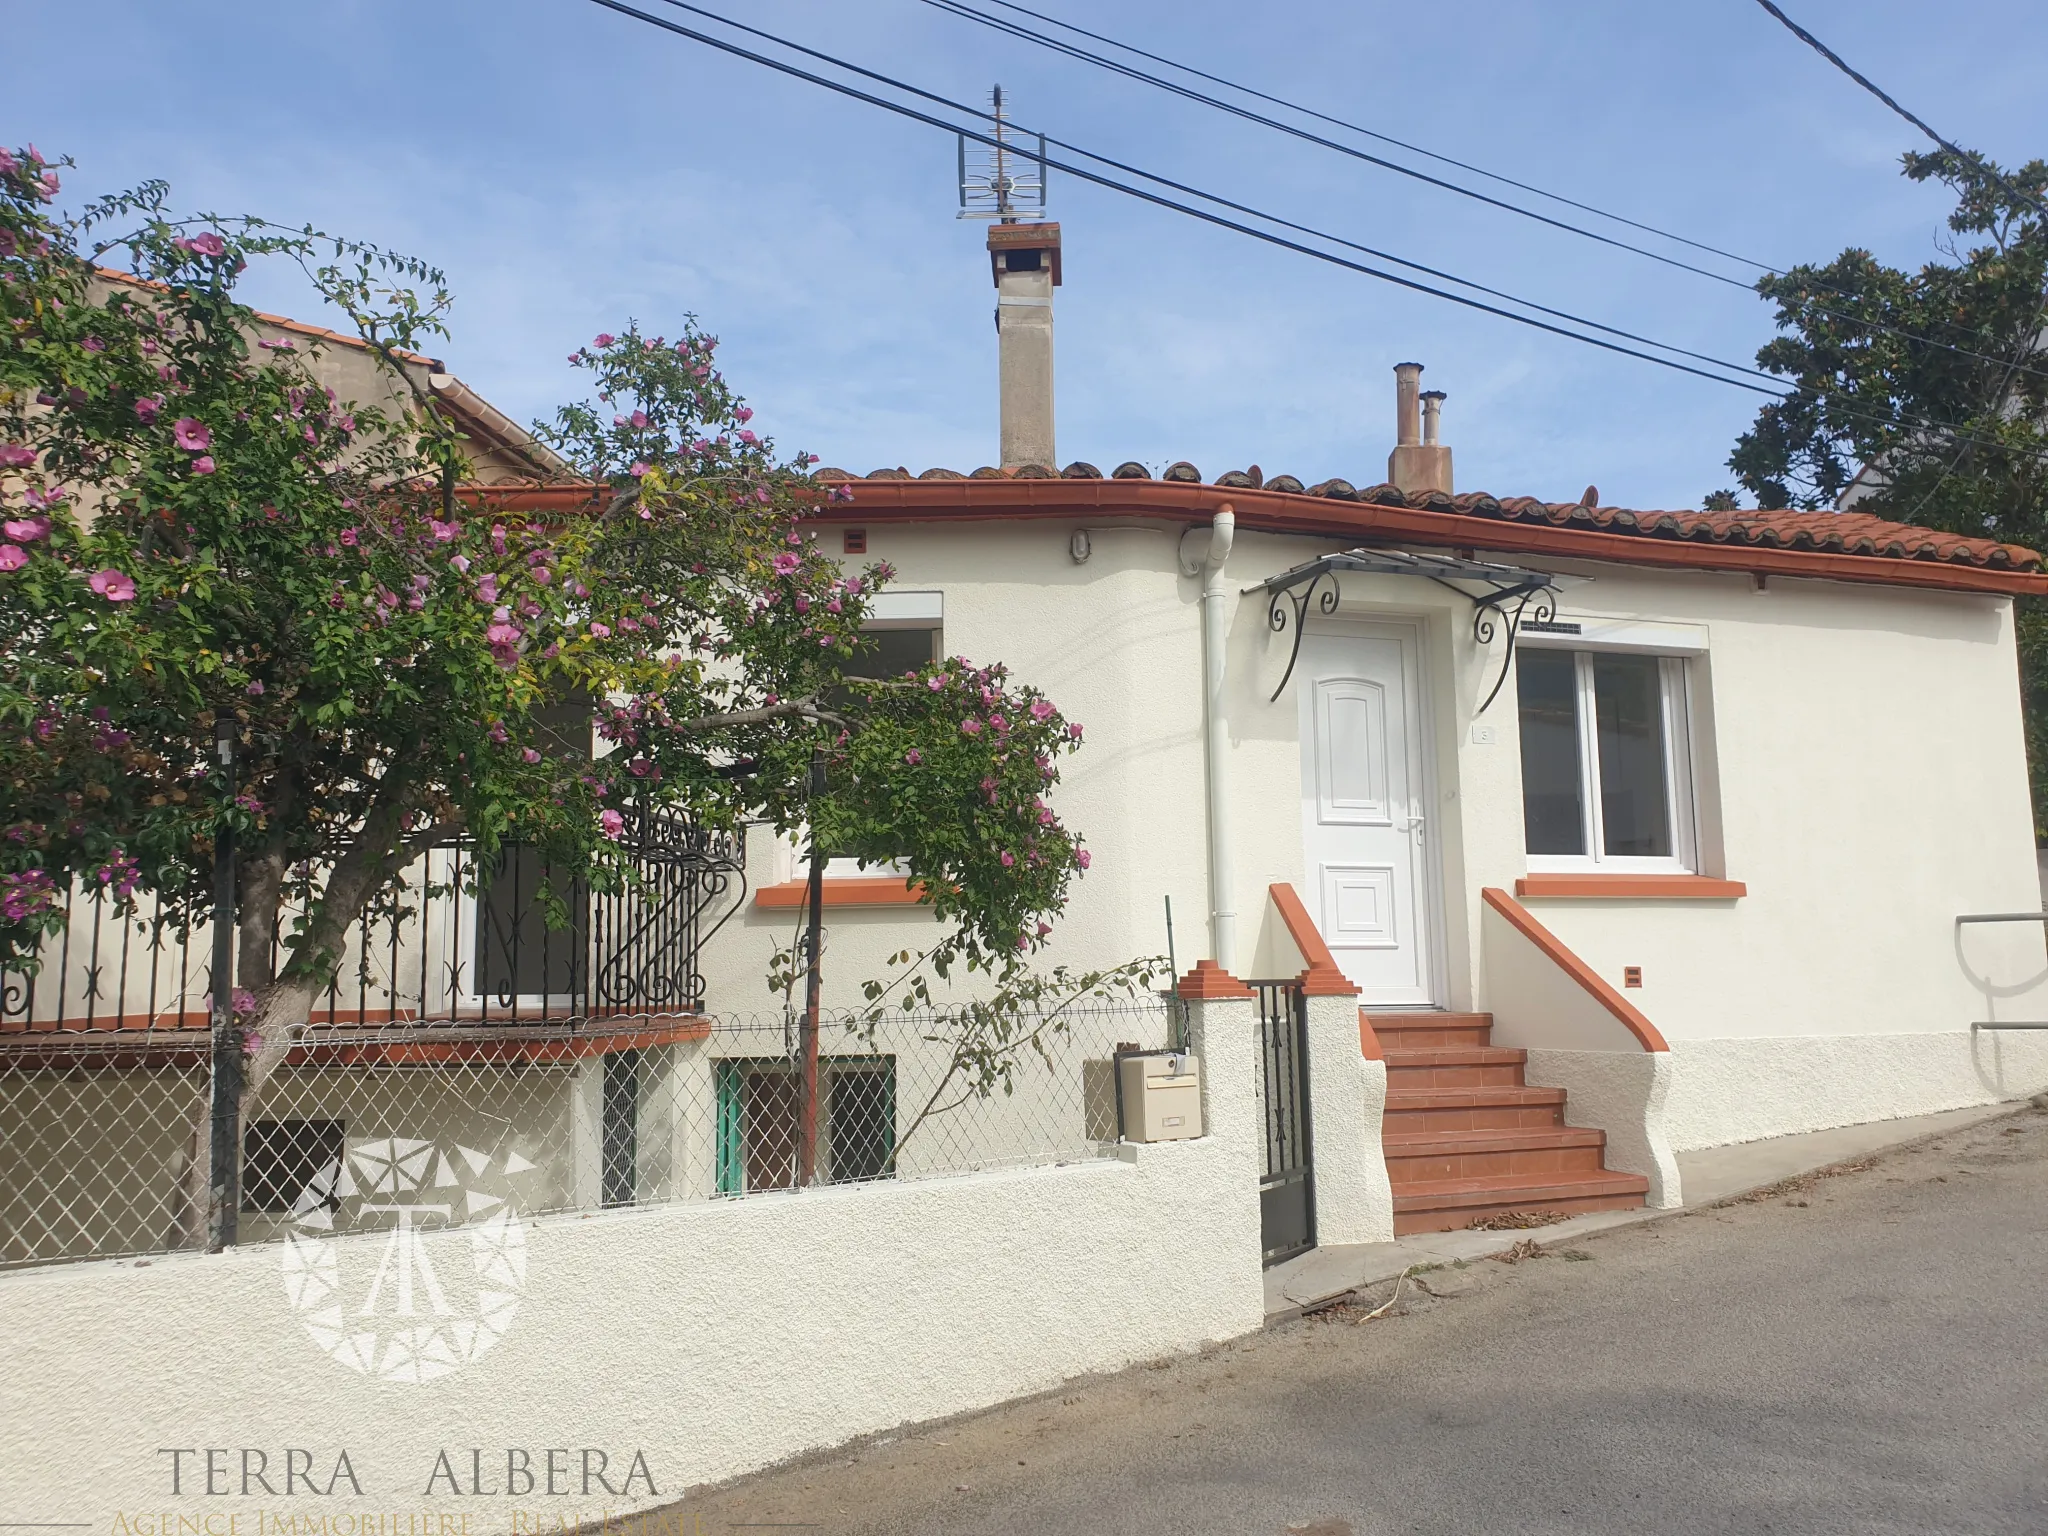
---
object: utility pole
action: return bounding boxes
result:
[797,750,826,1186]
[206,718,241,1252]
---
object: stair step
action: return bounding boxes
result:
[1383,1127,1611,1185]
[1384,1085,1568,1134]
[1383,1126,1607,1152]
[1391,1170,1650,1235]
[1382,1045,1529,1090]
[1367,1011,1495,1049]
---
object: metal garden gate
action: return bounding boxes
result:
[1254,980,1314,1265]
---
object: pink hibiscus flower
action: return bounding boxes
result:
[88,569,136,602]
[0,545,27,572]
[4,517,49,542]
[173,418,211,452]
[599,809,626,841]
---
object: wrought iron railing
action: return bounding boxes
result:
[0,809,746,1036]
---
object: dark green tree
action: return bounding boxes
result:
[1725,149,2048,832]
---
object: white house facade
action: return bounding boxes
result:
[695,440,2048,1240]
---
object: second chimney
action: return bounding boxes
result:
[1387,362,1453,497]
[987,222,1061,470]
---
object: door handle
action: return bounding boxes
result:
[1398,813,1427,839]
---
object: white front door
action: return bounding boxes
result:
[1298,624,1438,1006]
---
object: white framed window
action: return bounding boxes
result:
[816,597,942,881]
[1516,647,1697,873]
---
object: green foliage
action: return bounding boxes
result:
[0,146,1098,1024]
[1728,150,2048,531]
[1724,148,2048,833]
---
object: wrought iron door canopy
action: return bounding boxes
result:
[1247,547,1562,710]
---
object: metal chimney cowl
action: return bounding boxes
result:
[1387,362,1453,497]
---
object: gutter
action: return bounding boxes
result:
[780,477,2048,598]
[429,373,573,479]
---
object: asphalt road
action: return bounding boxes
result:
[687,1104,2048,1536]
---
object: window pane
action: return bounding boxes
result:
[477,845,587,998]
[241,1118,344,1214]
[1517,650,1585,855]
[825,1060,897,1183]
[848,626,939,679]
[1593,655,1672,858]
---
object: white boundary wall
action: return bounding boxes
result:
[0,995,1264,1533]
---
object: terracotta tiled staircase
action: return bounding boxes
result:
[1370,1011,1649,1235]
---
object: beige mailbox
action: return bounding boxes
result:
[1118,1051,1203,1142]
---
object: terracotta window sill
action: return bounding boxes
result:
[754,877,930,909]
[1514,874,1746,899]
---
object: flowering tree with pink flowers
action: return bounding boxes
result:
[0,145,1129,1096]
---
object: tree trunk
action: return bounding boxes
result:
[168,783,414,1248]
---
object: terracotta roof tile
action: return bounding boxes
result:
[804,463,2043,576]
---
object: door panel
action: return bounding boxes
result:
[1321,864,1400,949]
[1300,628,1437,1006]
[1314,680,1391,825]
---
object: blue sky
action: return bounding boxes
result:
[15,0,2048,507]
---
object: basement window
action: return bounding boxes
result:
[713,1057,898,1193]
[242,1118,345,1214]
[1517,648,1697,873]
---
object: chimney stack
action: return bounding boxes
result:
[1387,363,1452,497]
[987,222,1061,470]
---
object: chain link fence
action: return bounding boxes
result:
[1,989,1177,1269]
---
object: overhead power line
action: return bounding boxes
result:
[915,0,1759,294]
[607,0,1776,394]
[573,0,2048,470]
[1752,1,1977,165]
[1751,0,2048,222]
[923,0,2048,391]
[957,0,1777,274]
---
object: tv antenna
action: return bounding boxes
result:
[957,85,1048,223]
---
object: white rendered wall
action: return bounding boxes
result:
[701,520,1218,1012]
[704,519,2048,1150]
[0,997,1264,1532]
[1469,564,2048,1147]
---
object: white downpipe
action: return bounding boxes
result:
[1202,506,1237,971]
